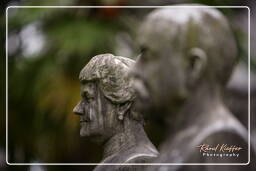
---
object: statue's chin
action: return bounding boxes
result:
[80,130,89,137]
[80,130,105,143]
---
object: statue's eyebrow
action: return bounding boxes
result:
[80,79,87,84]
[80,78,97,84]
[80,79,94,85]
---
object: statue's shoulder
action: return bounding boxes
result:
[124,143,159,163]
[105,143,158,164]
[150,129,250,171]
[155,113,248,164]
[187,115,249,163]
[94,144,158,171]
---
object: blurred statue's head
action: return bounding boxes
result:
[73,54,140,142]
[133,6,237,114]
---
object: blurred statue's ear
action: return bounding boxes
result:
[187,48,207,85]
[117,102,131,121]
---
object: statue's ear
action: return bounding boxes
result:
[117,102,131,121]
[187,48,207,85]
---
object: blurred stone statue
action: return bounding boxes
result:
[73,54,158,171]
[133,6,253,171]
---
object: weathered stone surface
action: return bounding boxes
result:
[133,5,253,171]
[73,54,158,171]
[79,54,136,104]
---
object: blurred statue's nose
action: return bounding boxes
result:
[73,101,83,115]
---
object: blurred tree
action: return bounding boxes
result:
[6,0,129,166]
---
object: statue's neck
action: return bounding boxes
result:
[169,81,226,133]
[102,120,147,160]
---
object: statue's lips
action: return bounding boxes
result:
[80,120,90,126]
[80,120,89,123]
[80,114,90,123]
[80,118,90,122]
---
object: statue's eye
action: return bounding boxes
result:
[82,92,93,102]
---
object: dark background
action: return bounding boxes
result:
[1,0,255,171]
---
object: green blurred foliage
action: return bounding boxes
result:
[6,2,128,166]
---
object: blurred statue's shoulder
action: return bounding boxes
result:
[94,142,158,171]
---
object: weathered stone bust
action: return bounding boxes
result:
[73,54,158,171]
[133,6,253,171]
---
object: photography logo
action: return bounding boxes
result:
[196,144,243,158]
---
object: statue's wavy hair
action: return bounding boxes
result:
[79,54,143,122]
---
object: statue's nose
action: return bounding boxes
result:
[73,101,83,115]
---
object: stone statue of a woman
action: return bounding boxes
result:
[73,54,158,171]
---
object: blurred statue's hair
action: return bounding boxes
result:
[139,6,237,85]
[79,54,142,121]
